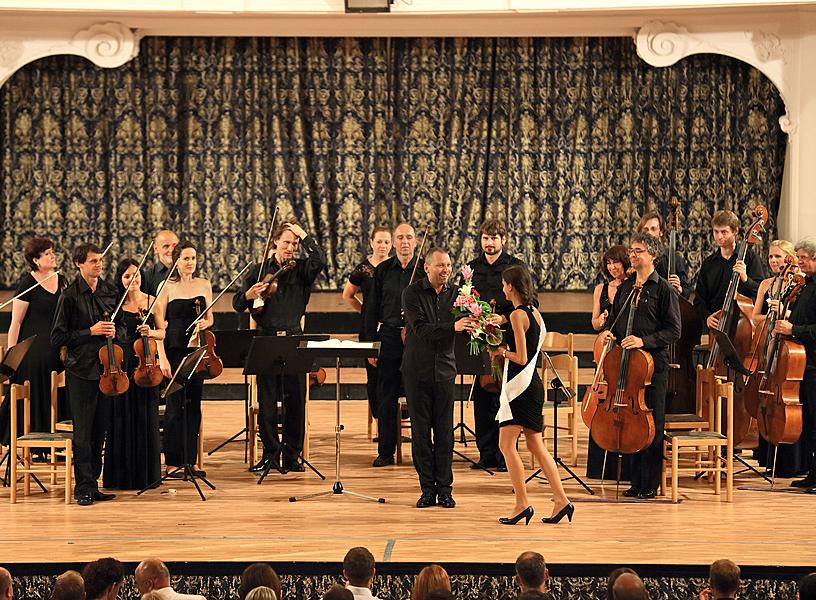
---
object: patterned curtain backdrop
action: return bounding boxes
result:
[0,37,786,290]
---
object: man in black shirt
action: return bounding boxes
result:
[601,232,681,499]
[51,243,118,506]
[774,239,816,493]
[141,230,179,298]
[694,210,765,329]
[638,211,692,297]
[466,219,524,471]
[233,222,326,473]
[363,223,420,467]
[402,247,475,508]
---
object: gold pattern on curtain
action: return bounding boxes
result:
[0,37,785,290]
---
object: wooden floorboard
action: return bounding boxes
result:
[1,399,813,567]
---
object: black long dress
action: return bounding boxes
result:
[102,310,162,489]
[348,259,378,417]
[499,305,545,432]
[0,272,66,445]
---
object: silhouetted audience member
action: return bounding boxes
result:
[238,564,282,600]
[424,590,454,600]
[514,552,548,595]
[411,565,451,600]
[245,587,277,600]
[517,592,548,600]
[799,573,816,600]
[612,572,648,600]
[82,558,124,600]
[322,586,353,600]
[606,568,637,600]
[0,567,12,600]
[343,547,378,600]
[51,571,85,600]
[698,559,740,599]
[135,559,205,600]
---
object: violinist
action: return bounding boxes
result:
[600,233,681,499]
[362,223,420,467]
[102,259,167,490]
[141,230,179,297]
[638,211,692,297]
[233,222,326,474]
[751,240,796,321]
[466,219,525,471]
[694,210,765,329]
[591,245,630,332]
[153,241,212,479]
[51,243,118,506]
[774,239,816,493]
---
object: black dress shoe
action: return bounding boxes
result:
[437,493,456,508]
[622,486,640,498]
[372,455,395,467]
[93,491,116,502]
[638,489,657,500]
[792,474,816,488]
[76,494,94,506]
[249,458,272,473]
[416,492,436,508]
[805,486,816,495]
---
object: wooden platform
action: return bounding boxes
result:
[2,398,815,568]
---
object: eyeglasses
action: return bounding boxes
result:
[628,248,647,255]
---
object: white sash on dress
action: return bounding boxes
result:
[496,309,546,423]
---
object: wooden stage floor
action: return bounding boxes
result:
[1,399,814,568]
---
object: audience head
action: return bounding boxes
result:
[798,572,816,600]
[424,590,454,600]
[514,551,548,593]
[81,558,124,600]
[611,572,648,600]
[134,559,171,595]
[606,568,636,600]
[0,567,11,600]
[411,565,451,600]
[517,592,548,600]
[239,563,281,600]
[342,547,376,588]
[51,571,85,600]
[245,586,277,600]
[708,559,740,598]
[321,585,353,600]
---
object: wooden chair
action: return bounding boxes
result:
[540,332,579,466]
[661,367,734,503]
[49,371,71,484]
[9,381,73,503]
[396,397,411,465]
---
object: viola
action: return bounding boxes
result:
[250,259,296,314]
[590,283,655,455]
[98,311,130,397]
[192,298,224,380]
[133,309,164,388]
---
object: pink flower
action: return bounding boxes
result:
[469,302,482,317]
[461,265,474,281]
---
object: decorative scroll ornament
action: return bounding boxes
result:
[69,22,140,68]
[635,21,703,68]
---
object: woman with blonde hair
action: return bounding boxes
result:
[751,239,797,321]
[411,565,451,600]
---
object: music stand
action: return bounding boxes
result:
[243,335,327,484]
[453,334,494,475]
[0,336,46,492]
[290,339,385,504]
[137,347,215,501]
[205,330,256,460]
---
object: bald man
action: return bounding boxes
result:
[0,567,12,600]
[612,573,649,600]
[142,230,179,297]
[51,570,85,600]
[135,559,205,600]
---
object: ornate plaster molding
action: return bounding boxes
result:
[0,22,139,88]
[635,20,796,135]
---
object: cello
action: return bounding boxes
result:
[665,198,703,414]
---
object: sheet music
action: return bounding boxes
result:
[304,339,378,349]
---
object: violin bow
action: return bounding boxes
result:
[99,241,114,259]
[256,206,279,285]
[140,256,181,327]
[110,243,152,322]
[185,261,255,334]
[0,270,61,310]
[408,225,430,285]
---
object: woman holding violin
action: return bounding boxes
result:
[102,259,167,490]
[598,233,680,500]
[491,265,573,525]
[154,241,213,478]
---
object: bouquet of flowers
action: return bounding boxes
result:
[452,265,504,379]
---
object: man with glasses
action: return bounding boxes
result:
[600,233,681,499]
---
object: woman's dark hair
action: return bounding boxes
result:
[606,567,636,600]
[170,240,197,282]
[239,563,281,600]
[24,237,54,269]
[501,264,536,306]
[599,245,630,280]
[114,258,141,297]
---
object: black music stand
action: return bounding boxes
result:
[453,334,494,475]
[290,339,385,504]
[137,347,215,501]
[0,336,46,491]
[205,330,256,461]
[243,335,326,484]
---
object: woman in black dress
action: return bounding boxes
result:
[342,226,392,420]
[0,237,66,446]
[102,259,165,490]
[492,265,573,525]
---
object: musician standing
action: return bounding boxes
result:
[774,239,816,493]
[51,244,118,506]
[233,222,326,474]
[694,210,765,329]
[465,219,524,471]
[141,230,179,297]
[363,223,419,467]
[638,211,691,297]
[601,233,681,499]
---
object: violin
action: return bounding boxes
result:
[250,260,296,314]
[98,311,130,396]
[589,283,656,455]
[192,298,224,380]
[133,308,163,388]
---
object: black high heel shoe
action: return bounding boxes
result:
[499,506,534,525]
[541,502,574,524]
